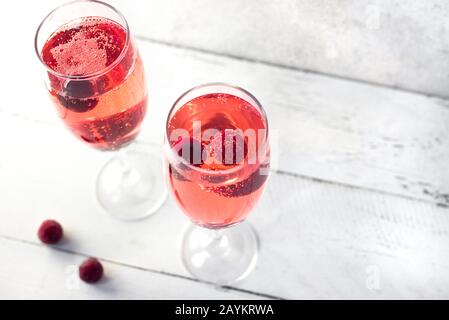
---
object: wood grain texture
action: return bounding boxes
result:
[109,0,449,98]
[1,0,449,299]
[0,111,449,299]
[8,0,449,207]
[0,237,260,299]
[10,32,449,207]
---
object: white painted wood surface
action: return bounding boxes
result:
[0,0,449,299]
[0,237,259,300]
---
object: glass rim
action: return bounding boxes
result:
[164,82,270,176]
[34,0,130,80]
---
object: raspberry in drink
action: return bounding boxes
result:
[167,92,270,228]
[36,1,167,221]
[41,17,147,150]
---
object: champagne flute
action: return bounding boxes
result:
[165,83,270,284]
[35,0,166,220]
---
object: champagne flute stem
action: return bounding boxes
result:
[117,148,141,188]
[117,148,132,175]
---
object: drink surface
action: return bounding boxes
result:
[167,93,270,228]
[41,17,147,150]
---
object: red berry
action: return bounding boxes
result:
[63,80,94,98]
[57,95,98,113]
[173,136,205,166]
[209,129,248,165]
[38,220,63,244]
[211,163,270,197]
[79,258,104,283]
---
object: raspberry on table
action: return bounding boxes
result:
[79,258,104,284]
[37,219,64,244]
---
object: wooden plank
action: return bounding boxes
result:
[0,112,449,298]
[8,36,449,206]
[109,0,449,98]
[1,1,449,299]
[0,237,260,299]
[136,40,449,207]
[4,0,449,205]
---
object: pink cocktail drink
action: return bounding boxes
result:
[36,1,167,220]
[41,17,146,150]
[167,92,269,228]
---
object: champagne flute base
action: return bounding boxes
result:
[182,221,259,285]
[96,144,167,221]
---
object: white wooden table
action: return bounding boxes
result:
[1,0,449,299]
